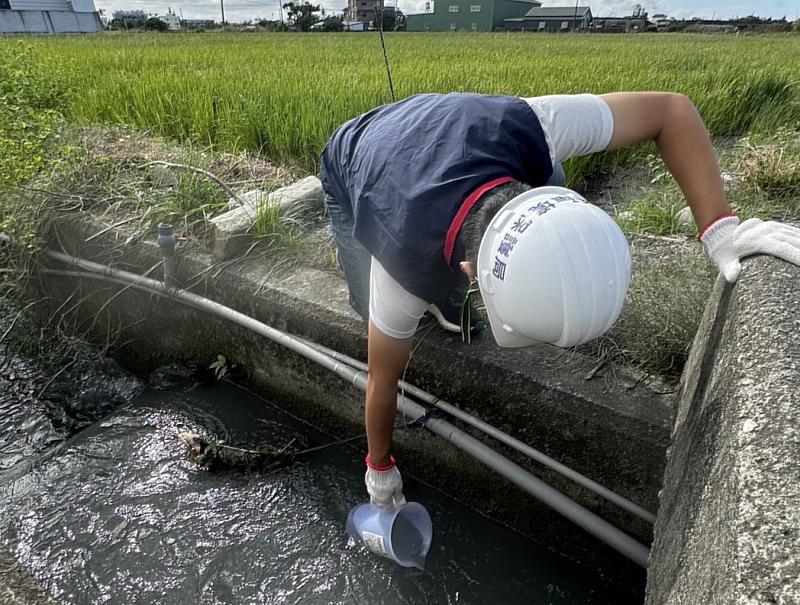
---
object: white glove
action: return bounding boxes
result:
[365,455,406,510]
[701,215,800,283]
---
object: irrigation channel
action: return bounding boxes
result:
[0,254,646,603]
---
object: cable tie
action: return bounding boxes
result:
[404,407,441,430]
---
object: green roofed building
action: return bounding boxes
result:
[406,0,540,32]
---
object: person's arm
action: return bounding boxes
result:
[366,320,413,466]
[600,92,730,231]
[362,258,427,508]
[600,91,800,281]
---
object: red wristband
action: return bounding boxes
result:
[366,454,396,472]
[698,213,738,241]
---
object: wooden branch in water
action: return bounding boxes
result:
[177,432,296,472]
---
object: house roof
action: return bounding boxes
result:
[522,6,591,18]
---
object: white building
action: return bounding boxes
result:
[0,0,103,33]
[157,9,180,30]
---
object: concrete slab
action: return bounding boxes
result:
[646,256,800,604]
[210,176,323,261]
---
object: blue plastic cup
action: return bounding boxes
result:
[346,502,433,569]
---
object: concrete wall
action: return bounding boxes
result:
[646,256,800,604]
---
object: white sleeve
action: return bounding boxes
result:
[521,94,615,166]
[368,257,428,340]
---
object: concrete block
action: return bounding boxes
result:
[210,176,323,261]
[646,256,800,604]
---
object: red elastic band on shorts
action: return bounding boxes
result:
[698,213,738,240]
[365,454,396,472]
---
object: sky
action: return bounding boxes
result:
[95,0,798,25]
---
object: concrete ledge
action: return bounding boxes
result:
[210,176,323,261]
[646,256,800,604]
[41,214,677,591]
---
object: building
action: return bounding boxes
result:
[407,0,540,32]
[345,0,389,27]
[592,3,649,33]
[504,5,592,32]
[183,18,214,28]
[0,0,102,33]
[157,8,180,30]
[591,15,650,32]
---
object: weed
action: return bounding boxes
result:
[736,130,800,206]
[251,189,311,259]
[209,354,234,380]
[139,173,228,237]
[615,190,695,237]
[607,248,717,375]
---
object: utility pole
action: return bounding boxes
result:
[220,0,226,27]
[574,0,579,31]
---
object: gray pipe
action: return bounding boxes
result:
[43,250,651,567]
[156,224,178,289]
[295,337,656,525]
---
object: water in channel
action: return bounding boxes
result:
[1,335,640,604]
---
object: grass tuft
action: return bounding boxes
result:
[736,130,800,205]
[607,248,717,375]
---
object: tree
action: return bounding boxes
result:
[257,18,285,31]
[319,16,343,31]
[281,2,320,31]
[377,9,395,31]
[145,17,169,31]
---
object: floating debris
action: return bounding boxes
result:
[177,432,295,472]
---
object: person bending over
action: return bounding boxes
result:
[319,91,800,509]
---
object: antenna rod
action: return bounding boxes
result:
[374,0,396,102]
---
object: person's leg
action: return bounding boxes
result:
[547,162,566,187]
[324,193,371,320]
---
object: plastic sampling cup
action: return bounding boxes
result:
[346,502,433,569]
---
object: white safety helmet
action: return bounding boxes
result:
[476,187,630,348]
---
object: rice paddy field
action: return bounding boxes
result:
[4,31,800,374]
[15,32,800,173]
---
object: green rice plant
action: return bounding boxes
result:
[7,33,800,174]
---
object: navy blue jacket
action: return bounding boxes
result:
[320,93,553,308]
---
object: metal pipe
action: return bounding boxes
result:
[156,224,178,289]
[43,250,651,567]
[295,336,657,525]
